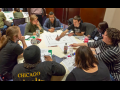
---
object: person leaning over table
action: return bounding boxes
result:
[88,21,108,41]
[13,8,24,19]
[70,28,120,81]
[24,14,44,36]
[12,45,66,81]
[43,11,61,32]
[0,26,27,81]
[66,46,111,81]
[56,15,86,41]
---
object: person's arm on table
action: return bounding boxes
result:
[70,43,88,47]
[75,32,85,36]
[55,29,69,40]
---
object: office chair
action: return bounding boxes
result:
[83,22,96,36]
[13,18,25,26]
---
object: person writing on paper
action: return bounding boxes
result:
[88,21,108,41]
[12,45,66,81]
[70,28,120,81]
[24,14,44,36]
[0,26,27,81]
[66,46,111,81]
[56,15,86,41]
[43,11,61,32]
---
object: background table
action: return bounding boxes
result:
[2,11,30,22]
[17,30,84,81]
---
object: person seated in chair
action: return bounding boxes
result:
[24,14,44,35]
[88,21,108,41]
[0,8,7,30]
[13,8,24,19]
[56,15,86,41]
[12,45,66,81]
[66,46,111,81]
[0,26,27,81]
[43,11,61,32]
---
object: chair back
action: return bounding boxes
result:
[83,22,96,36]
[13,18,25,26]
[18,23,27,36]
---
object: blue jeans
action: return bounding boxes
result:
[110,74,115,81]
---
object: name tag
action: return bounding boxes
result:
[95,47,101,54]
[94,36,98,40]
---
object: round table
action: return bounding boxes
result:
[17,30,85,81]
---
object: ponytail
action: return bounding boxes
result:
[0,26,20,50]
[0,35,9,50]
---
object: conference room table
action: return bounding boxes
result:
[17,30,94,81]
[2,11,30,22]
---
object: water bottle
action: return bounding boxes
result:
[61,24,63,30]
[84,37,89,43]
[31,36,37,44]
[64,43,68,54]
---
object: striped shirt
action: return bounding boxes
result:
[87,40,120,81]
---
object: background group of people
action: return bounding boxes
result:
[0,8,120,81]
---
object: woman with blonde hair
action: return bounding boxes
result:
[0,26,27,81]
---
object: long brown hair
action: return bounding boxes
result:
[0,26,20,50]
[74,46,99,70]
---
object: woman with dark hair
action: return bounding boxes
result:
[13,8,24,19]
[89,21,108,41]
[0,26,27,81]
[66,46,111,81]
[70,28,120,81]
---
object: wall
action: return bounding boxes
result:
[80,8,106,27]
[104,8,120,30]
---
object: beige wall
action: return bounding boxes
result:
[104,8,120,30]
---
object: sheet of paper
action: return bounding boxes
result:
[25,35,30,39]
[62,56,76,72]
[25,41,32,47]
[43,33,78,47]
[95,47,101,54]
[40,49,52,62]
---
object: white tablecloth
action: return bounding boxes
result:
[2,11,30,22]
[17,30,84,81]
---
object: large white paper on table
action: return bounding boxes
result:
[62,56,76,72]
[43,33,78,47]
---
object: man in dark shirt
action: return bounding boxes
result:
[56,15,86,41]
[12,45,66,81]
